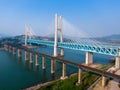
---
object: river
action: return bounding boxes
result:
[0,46,112,90]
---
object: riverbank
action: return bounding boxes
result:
[23,63,102,90]
[36,62,114,90]
[24,71,99,90]
[23,73,77,90]
[23,79,60,90]
[37,71,100,90]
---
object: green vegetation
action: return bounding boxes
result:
[38,61,115,90]
[37,72,99,90]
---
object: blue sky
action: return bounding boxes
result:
[0,0,120,37]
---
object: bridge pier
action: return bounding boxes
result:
[60,62,67,80]
[102,75,106,87]
[51,59,55,74]
[85,52,93,65]
[9,46,11,52]
[18,49,22,58]
[7,45,9,51]
[13,47,16,55]
[115,56,120,69]
[35,54,39,66]
[60,48,64,56]
[115,49,120,69]
[3,45,5,50]
[4,45,8,51]
[6,45,8,51]
[25,51,28,60]
[42,56,46,69]
[30,52,33,63]
[76,68,82,85]
[8,46,10,52]
[10,46,12,53]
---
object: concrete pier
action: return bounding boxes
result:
[10,46,12,52]
[4,45,8,51]
[35,54,39,66]
[51,59,55,74]
[4,45,6,50]
[60,48,64,56]
[7,45,8,51]
[86,52,93,65]
[9,46,11,52]
[8,46,10,52]
[6,45,8,51]
[42,56,46,69]
[18,49,22,58]
[77,68,82,85]
[13,47,16,55]
[115,49,120,69]
[25,51,28,60]
[30,52,33,63]
[60,62,67,80]
[102,76,106,87]
[115,56,120,69]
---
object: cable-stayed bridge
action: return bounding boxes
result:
[24,39,118,56]
[21,14,120,69]
[3,14,120,88]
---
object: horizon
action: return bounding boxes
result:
[0,0,120,37]
[1,33,120,39]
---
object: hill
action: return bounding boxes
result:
[101,34,120,40]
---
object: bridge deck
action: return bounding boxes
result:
[21,39,119,56]
[6,43,120,80]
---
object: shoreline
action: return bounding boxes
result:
[23,73,77,90]
[23,79,60,90]
[23,63,103,90]
[24,63,113,90]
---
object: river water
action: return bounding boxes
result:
[0,46,112,90]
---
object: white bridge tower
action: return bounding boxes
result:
[25,25,32,46]
[54,14,64,57]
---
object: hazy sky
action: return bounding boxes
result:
[0,0,120,37]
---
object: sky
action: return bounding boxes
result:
[0,0,120,37]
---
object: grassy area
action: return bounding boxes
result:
[37,72,99,90]
[38,62,115,90]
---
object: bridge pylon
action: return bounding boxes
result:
[53,14,64,57]
[25,25,32,46]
